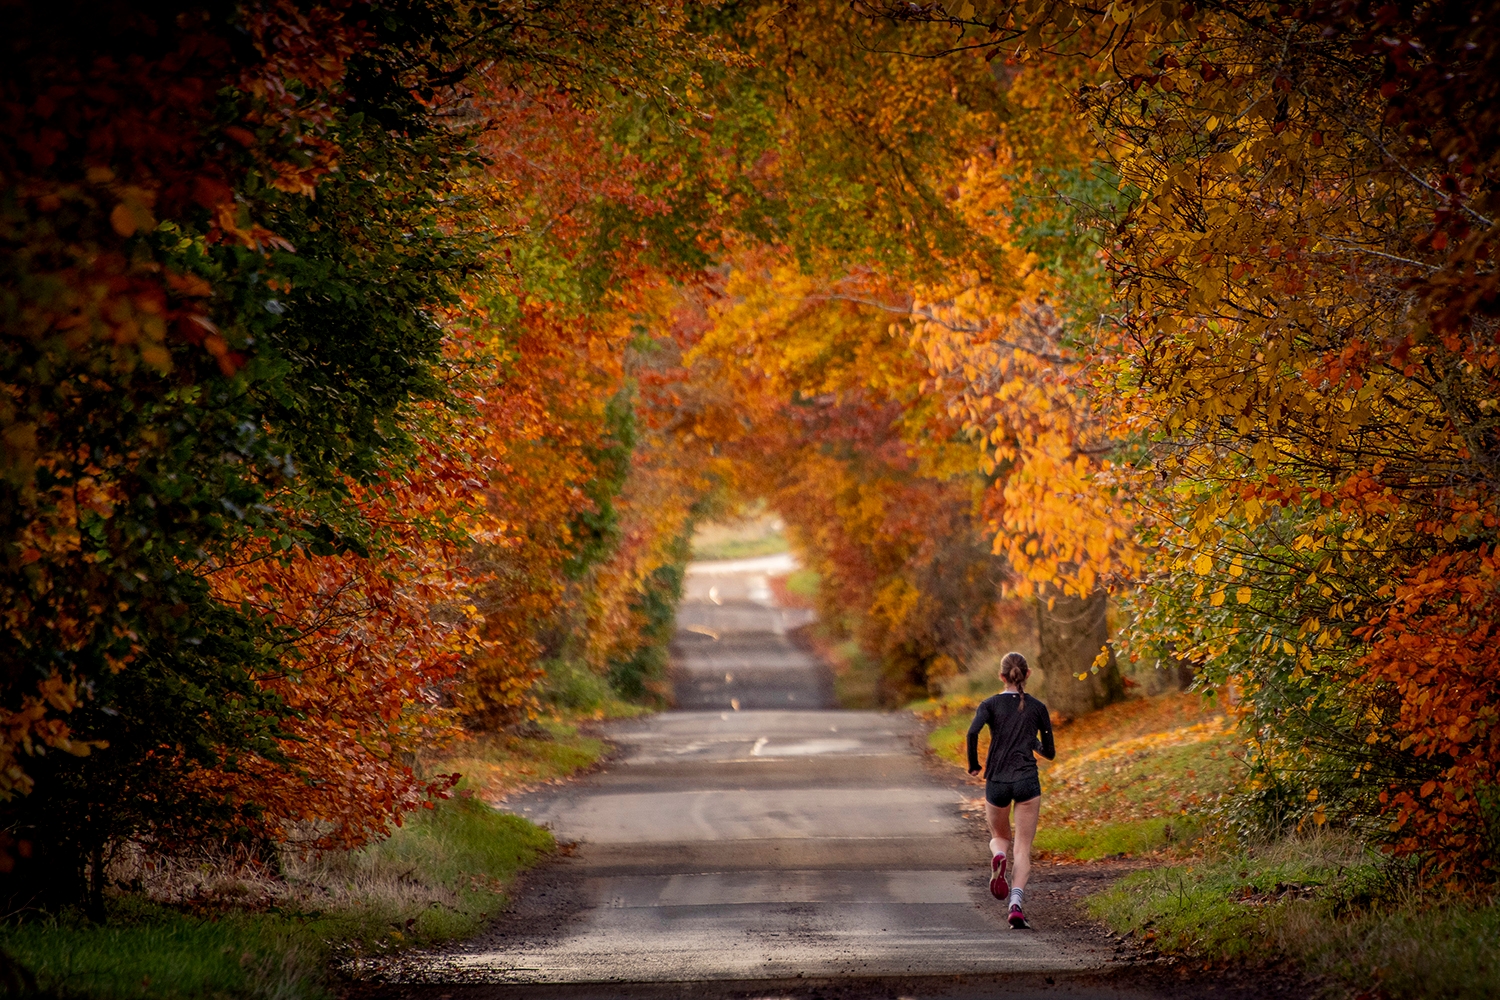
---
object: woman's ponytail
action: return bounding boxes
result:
[1000,651,1030,707]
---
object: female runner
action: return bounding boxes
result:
[966,651,1054,929]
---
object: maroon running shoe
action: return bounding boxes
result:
[1008,904,1030,930]
[989,854,1009,900]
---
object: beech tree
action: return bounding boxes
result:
[1,0,735,908]
[860,0,1500,876]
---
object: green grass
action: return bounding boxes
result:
[690,536,786,560]
[353,797,554,917]
[1090,834,1500,999]
[2,900,323,1000]
[690,533,788,560]
[921,689,1241,859]
[423,716,617,805]
[1,715,623,999]
[1035,816,1206,860]
[536,658,658,720]
[2,797,552,999]
[690,514,788,561]
[783,569,819,599]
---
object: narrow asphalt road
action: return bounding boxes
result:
[353,556,1308,1000]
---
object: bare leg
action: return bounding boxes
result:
[984,801,1011,859]
[1010,795,1041,890]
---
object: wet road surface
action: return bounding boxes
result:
[356,555,1308,1000]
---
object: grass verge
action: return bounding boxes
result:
[2,797,551,999]
[1090,834,1500,1000]
[423,716,617,804]
[919,689,1242,859]
[2,717,619,999]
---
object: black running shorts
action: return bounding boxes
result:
[985,774,1042,807]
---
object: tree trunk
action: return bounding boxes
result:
[1172,655,1197,691]
[1035,588,1124,719]
[87,841,106,922]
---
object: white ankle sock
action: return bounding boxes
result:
[1008,887,1024,907]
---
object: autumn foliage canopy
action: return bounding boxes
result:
[3,0,1499,901]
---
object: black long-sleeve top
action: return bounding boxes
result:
[966,692,1055,781]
